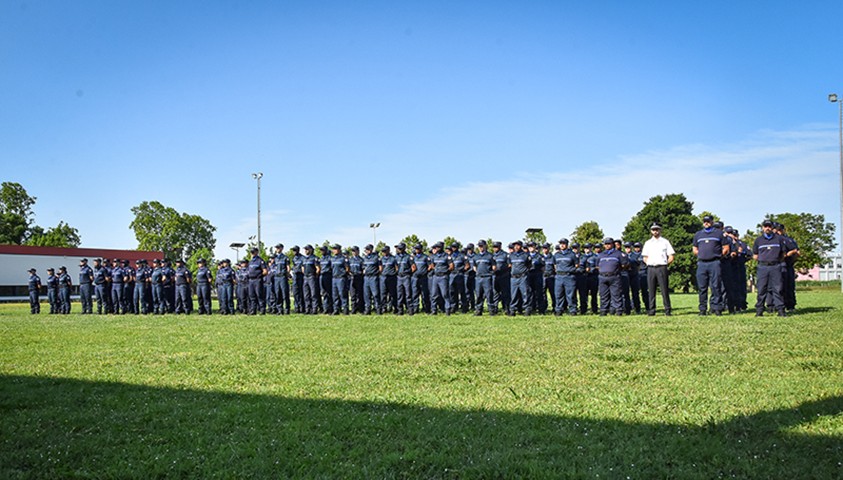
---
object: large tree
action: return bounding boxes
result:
[129,201,216,261]
[25,221,81,248]
[570,221,604,247]
[764,212,836,271]
[523,228,547,245]
[622,193,702,292]
[0,182,36,244]
[400,234,428,253]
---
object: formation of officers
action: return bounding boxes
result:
[25,218,799,318]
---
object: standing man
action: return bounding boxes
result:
[150,259,164,314]
[597,238,626,316]
[174,259,193,314]
[642,223,675,316]
[395,243,414,315]
[362,244,382,315]
[541,243,556,315]
[464,244,477,313]
[583,243,600,314]
[411,244,431,315]
[272,244,291,315]
[28,268,42,314]
[195,258,213,315]
[571,243,588,315]
[526,242,544,314]
[247,247,268,315]
[122,260,136,314]
[162,260,176,313]
[133,260,148,314]
[693,215,728,316]
[776,223,800,312]
[58,266,72,314]
[217,259,236,314]
[300,245,319,314]
[46,267,59,314]
[615,240,632,315]
[491,241,511,315]
[508,240,532,316]
[449,243,469,314]
[631,242,648,314]
[429,242,453,315]
[624,242,642,314]
[111,259,126,314]
[553,238,579,316]
[78,258,93,314]
[318,246,333,314]
[348,246,365,314]
[290,246,305,313]
[753,220,787,317]
[471,239,496,315]
[380,246,398,314]
[330,244,349,315]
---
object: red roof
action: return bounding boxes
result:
[0,244,163,262]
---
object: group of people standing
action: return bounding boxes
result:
[24,218,799,317]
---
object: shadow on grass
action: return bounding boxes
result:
[1,375,840,479]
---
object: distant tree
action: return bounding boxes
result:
[375,241,387,253]
[25,221,81,248]
[442,236,461,249]
[129,201,217,261]
[570,221,604,247]
[523,229,547,245]
[622,193,701,292]
[0,212,28,245]
[400,234,428,253]
[0,182,36,244]
[763,213,837,271]
[187,247,215,276]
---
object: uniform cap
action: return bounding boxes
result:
[47,267,54,272]
[492,241,502,248]
[381,245,390,252]
[275,243,284,249]
[395,242,406,250]
[432,242,444,249]
[365,244,374,251]
[772,222,782,230]
[291,245,300,252]
[558,238,569,245]
[777,223,786,230]
[80,258,88,263]
[526,241,536,247]
[477,239,487,247]
[724,226,734,234]
[584,243,593,248]
[449,242,460,250]
[713,221,724,229]
[240,259,248,264]
[153,259,160,264]
[28,268,37,273]
[59,266,66,271]
[602,237,614,245]
[634,242,643,248]
[623,241,633,247]
[304,244,313,250]
[703,215,713,223]
[571,242,580,248]
[513,240,523,247]
[197,258,206,264]
[352,246,360,252]
[542,242,551,249]
[332,244,342,250]
[319,245,329,252]
[650,223,662,230]
[413,244,422,250]
[762,219,774,227]
[466,243,474,250]
[250,247,259,254]
[122,260,130,266]
[175,259,184,264]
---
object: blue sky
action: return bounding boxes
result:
[2,1,840,258]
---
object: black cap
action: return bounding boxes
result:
[650,223,662,230]
[47,267,54,272]
[571,242,580,248]
[275,243,283,249]
[713,221,724,229]
[395,242,406,250]
[703,215,713,223]
[634,242,643,248]
[449,242,460,250]
[466,243,474,250]
[381,245,390,252]
[477,239,487,247]
[319,245,328,252]
[432,242,444,249]
[175,259,184,264]
[583,243,592,248]
[28,268,37,273]
[773,222,782,230]
[332,244,341,250]
[542,242,551,249]
[365,244,374,251]
[352,246,360,252]
[762,219,774,227]
[197,258,206,264]
[250,247,259,254]
[492,241,502,248]
[291,245,300,252]
[59,266,66,271]
[513,240,523,247]
[413,244,422,251]
[623,241,633,247]
[80,258,88,263]
[94,258,101,263]
[526,241,536,248]
[602,237,614,245]
[304,244,313,250]
[122,260,129,266]
[777,223,786,230]
[558,238,569,245]
[153,258,160,264]
[724,226,734,234]
[593,243,602,249]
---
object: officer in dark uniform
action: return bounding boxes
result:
[57,266,72,314]
[395,243,414,315]
[491,241,511,314]
[360,244,381,314]
[776,223,800,311]
[429,242,453,315]
[300,245,319,314]
[598,238,627,315]
[722,226,741,313]
[111,259,126,314]
[411,244,431,315]
[583,243,600,314]
[272,244,291,315]
[27,268,42,314]
[235,259,250,314]
[318,246,333,314]
[290,246,305,313]
[753,220,786,316]
[729,230,750,312]
[265,257,277,313]
[380,246,398,313]
[174,259,193,314]
[150,259,164,314]
[570,243,587,315]
[122,260,136,314]
[508,240,532,316]
[464,243,476,312]
[471,240,495,315]
[162,260,176,313]
[693,215,728,315]
[246,247,268,315]
[347,246,364,314]
[46,267,58,314]
[448,242,469,314]
[526,242,544,314]
[77,258,93,314]
[540,243,555,315]
[195,258,213,315]
[623,242,641,314]
[329,244,349,315]
[133,260,148,314]
[552,239,578,315]
[614,240,632,315]
[716,222,735,311]
[630,242,647,314]
[217,259,235,314]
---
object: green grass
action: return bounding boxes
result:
[1,293,841,478]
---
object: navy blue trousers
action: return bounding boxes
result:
[111,284,125,314]
[696,260,722,313]
[756,264,784,313]
[332,277,347,314]
[598,275,622,314]
[175,284,192,314]
[554,274,577,314]
[449,274,467,313]
[303,276,318,313]
[196,283,212,314]
[396,276,412,314]
[79,283,93,313]
[29,290,40,314]
[430,275,450,314]
[411,275,429,314]
[248,278,265,314]
[363,276,380,313]
[218,283,233,314]
[380,275,397,313]
[273,276,290,314]
[475,276,494,314]
[509,275,532,314]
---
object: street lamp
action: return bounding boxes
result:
[369,223,380,245]
[828,93,843,291]
[251,172,263,250]
[230,242,245,262]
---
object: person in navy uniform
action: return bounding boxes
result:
[394,243,414,315]
[583,243,600,314]
[121,260,136,314]
[246,247,268,315]
[194,258,213,315]
[150,259,164,314]
[133,259,148,314]
[328,244,349,315]
[753,220,787,316]
[110,259,126,314]
[300,245,319,314]
[552,239,578,315]
[270,244,291,315]
[347,246,365,314]
[715,222,735,312]
[316,246,333,314]
[775,223,800,312]
[508,240,532,316]
[722,226,741,313]
[380,246,398,314]
[77,258,93,314]
[628,242,646,314]
[539,243,555,315]
[598,238,627,316]
[448,242,469,314]
[161,259,176,313]
[361,244,382,314]
[614,240,632,315]
[728,230,750,312]
[290,246,305,313]
[622,242,641,314]
[411,244,431,315]
[470,240,496,315]
[173,259,192,314]
[491,241,511,315]
[216,259,234,314]
[429,242,453,315]
[693,215,728,316]
[464,243,477,312]
[27,268,42,314]
[570,243,587,315]
[525,242,544,314]
[57,266,72,314]
[234,259,249,314]
[45,267,59,314]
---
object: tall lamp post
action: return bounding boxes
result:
[370,222,380,246]
[251,173,263,250]
[230,242,245,262]
[829,94,843,291]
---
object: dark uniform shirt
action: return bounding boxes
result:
[175,266,192,285]
[782,235,798,265]
[274,254,290,276]
[318,255,332,276]
[694,228,724,261]
[430,251,453,276]
[331,255,348,277]
[94,267,109,285]
[471,251,494,277]
[151,267,163,284]
[543,253,555,276]
[248,256,267,279]
[111,266,125,284]
[627,251,643,275]
[598,248,626,275]
[528,251,544,275]
[292,254,304,275]
[217,266,234,284]
[493,251,510,275]
[79,265,93,285]
[508,251,530,277]
[196,266,212,285]
[162,267,175,285]
[348,255,364,275]
[584,252,599,275]
[58,272,71,288]
[553,249,578,274]
[28,274,41,291]
[753,233,785,263]
[413,253,431,277]
[363,253,381,276]
[381,254,398,276]
[46,274,58,290]
[396,252,414,276]
[301,254,318,276]
[451,252,468,275]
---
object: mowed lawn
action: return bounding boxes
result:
[1,290,841,479]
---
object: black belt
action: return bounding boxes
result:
[699,258,718,263]
[434,273,449,277]
[364,274,379,277]
[555,272,574,276]
[512,273,526,278]
[600,272,619,277]
[759,261,779,266]
[398,274,411,277]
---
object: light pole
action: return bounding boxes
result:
[251,172,263,250]
[370,223,380,246]
[829,94,843,291]
[230,242,245,262]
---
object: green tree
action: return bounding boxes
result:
[187,247,215,278]
[523,229,547,245]
[0,182,36,245]
[763,213,837,271]
[25,221,81,248]
[400,234,428,253]
[442,236,461,249]
[0,212,28,244]
[622,193,702,292]
[129,201,217,261]
[570,221,604,247]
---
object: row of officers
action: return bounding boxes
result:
[25,219,797,318]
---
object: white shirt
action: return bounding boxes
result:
[642,236,675,266]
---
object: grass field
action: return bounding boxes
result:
[1,290,841,478]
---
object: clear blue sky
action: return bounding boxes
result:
[2,1,840,258]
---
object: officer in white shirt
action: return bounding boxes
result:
[642,223,675,316]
